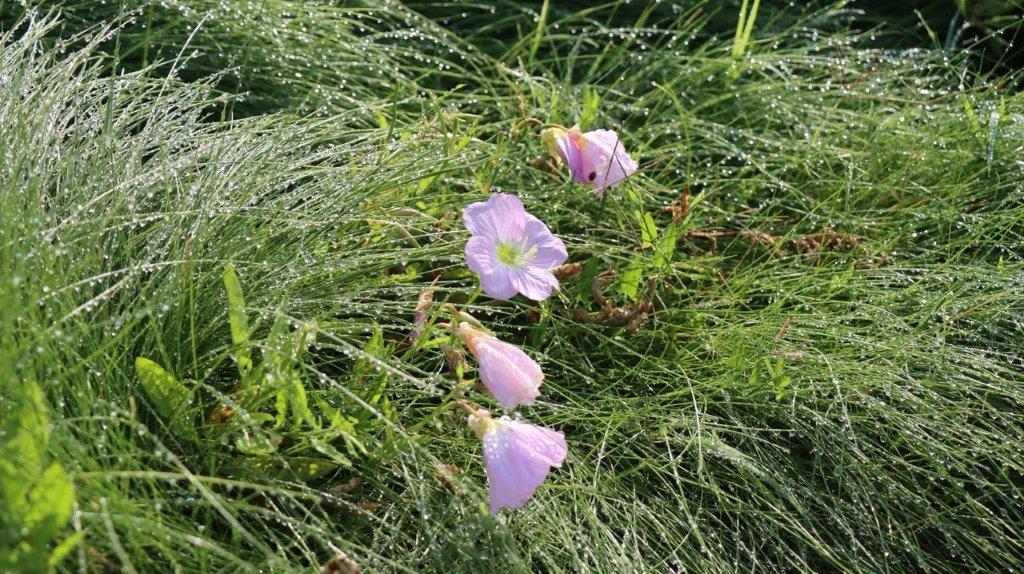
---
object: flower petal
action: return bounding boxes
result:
[466,236,518,300]
[557,135,586,183]
[523,215,568,268]
[463,194,526,242]
[471,336,543,408]
[464,235,497,275]
[508,267,559,301]
[482,420,566,513]
[579,129,638,193]
[506,420,568,467]
[479,268,517,300]
[542,127,585,182]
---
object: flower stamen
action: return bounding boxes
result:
[495,240,536,268]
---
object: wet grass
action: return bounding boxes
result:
[1,1,1023,572]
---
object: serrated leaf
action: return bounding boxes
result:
[417,175,437,192]
[275,383,315,431]
[0,382,76,571]
[354,324,385,379]
[266,317,317,431]
[134,357,195,439]
[223,263,253,380]
[774,376,793,401]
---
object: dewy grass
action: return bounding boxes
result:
[1,1,1023,572]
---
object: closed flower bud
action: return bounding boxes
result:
[456,323,542,410]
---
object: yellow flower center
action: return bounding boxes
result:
[468,412,503,439]
[496,241,536,267]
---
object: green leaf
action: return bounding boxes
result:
[235,428,279,456]
[580,86,600,129]
[309,437,353,468]
[417,175,437,192]
[0,380,50,507]
[747,362,760,386]
[774,376,793,402]
[576,258,600,302]
[959,93,982,138]
[134,357,195,439]
[698,434,762,476]
[275,383,315,431]
[355,325,385,377]
[23,463,75,546]
[264,317,317,431]
[276,319,317,430]
[0,382,77,571]
[330,414,368,458]
[625,186,642,208]
[354,324,392,409]
[223,263,253,380]
[635,211,658,248]
[315,397,370,456]
[225,456,338,481]
[292,321,318,354]
[618,256,644,302]
[48,531,85,568]
[654,232,677,271]
[274,457,339,481]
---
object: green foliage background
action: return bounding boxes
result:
[1,1,1022,572]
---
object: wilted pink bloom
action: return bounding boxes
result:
[456,323,542,409]
[463,193,567,301]
[541,125,638,196]
[468,409,567,514]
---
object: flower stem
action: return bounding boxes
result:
[455,399,485,418]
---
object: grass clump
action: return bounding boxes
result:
[1,1,1023,572]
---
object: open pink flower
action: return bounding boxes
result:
[456,323,542,409]
[541,125,638,196]
[468,409,567,514]
[463,194,567,301]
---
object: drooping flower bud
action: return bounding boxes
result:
[542,125,638,196]
[467,409,567,514]
[456,323,542,409]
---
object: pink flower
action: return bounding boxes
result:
[468,409,567,514]
[463,194,567,301]
[456,323,542,409]
[541,125,638,196]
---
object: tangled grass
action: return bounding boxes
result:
[1,1,1023,572]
